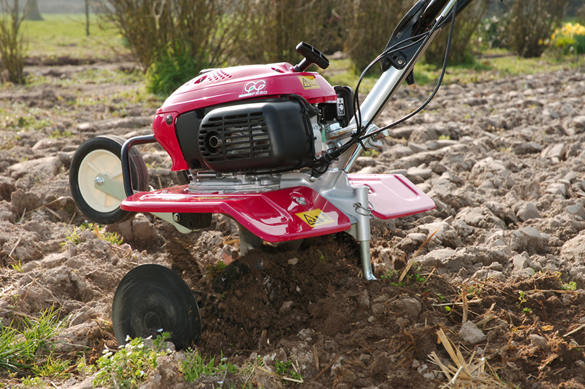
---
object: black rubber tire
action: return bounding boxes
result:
[69,136,148,224]
[112,264,202,350]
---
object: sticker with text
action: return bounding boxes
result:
[296,209,334,227]
[298,76,321,90]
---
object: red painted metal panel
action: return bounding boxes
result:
[121,186,351,242]
[156,63,336,115]
[152,113,188,171]
[348,174,435,219]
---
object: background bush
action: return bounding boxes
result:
[240,0,346,65]
[97,0,576,95]
[97,0,252,94]
[424,0,489,66]
[577,5,585,26]
[344,0,412,73]
[507,0,569,58]
[478,13,511,50]
[0,0,28,84]
[551,22,585,55]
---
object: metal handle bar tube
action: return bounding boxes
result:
[339,0,459,173]
[121,135,157,198]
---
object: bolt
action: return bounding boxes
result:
[295,197,307,206]
[166,115,173,125]
[173,213,181,222]
[95,176,104,186]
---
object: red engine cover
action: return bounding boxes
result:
[153,63,337,171]
[157,63,336,115]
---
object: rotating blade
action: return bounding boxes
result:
[112,264,201,350]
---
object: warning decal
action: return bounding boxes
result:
[298,76,321,90]
[296,209,334,227]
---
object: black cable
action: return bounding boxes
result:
[358,0,458,141]
[351,2,458,147]
[308,35,432,171]
[310,0,458,173]
[352,33,430,135]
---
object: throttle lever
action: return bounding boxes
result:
[294,42,330,72]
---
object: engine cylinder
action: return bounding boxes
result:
[176,99,316,173]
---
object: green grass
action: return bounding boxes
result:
[181,350,237,383]
[275,360,303,383]
[320,49,582,93]
[0,308,69,374]
[319,58,378,94]
[93,333,171,389]
[21,14,127,61]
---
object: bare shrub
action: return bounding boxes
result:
[96,0,253,94]
[424,0,489,66]
[241,0,347,65]
[345,0,413,73]
[0,0,28,84]
[577,4,585,26]
[507,0,569,58]
[97,0,249,70]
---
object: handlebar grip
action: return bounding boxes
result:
[294,42,330,72]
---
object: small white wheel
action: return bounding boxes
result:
[78,149,125,213]
[69,136,148,224]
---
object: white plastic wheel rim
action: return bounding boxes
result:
[78,149,124,214]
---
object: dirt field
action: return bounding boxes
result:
[1,54,585,388]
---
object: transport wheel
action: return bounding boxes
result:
[69,136,148,224]
[112,264,202,350]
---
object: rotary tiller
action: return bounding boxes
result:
[70,0,474,348]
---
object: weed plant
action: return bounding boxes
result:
[275,360,303,382]
[562,281,577,290]
[0,307,67,374]
[93,333,171,389]
[380,268,425,287]
[62,222,123,246]
[181,350,237,382]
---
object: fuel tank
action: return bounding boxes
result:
[156,62,337,115]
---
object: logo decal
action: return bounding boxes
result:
[298,76,320,90]
[239,80,268,98]
[296,209,335,227]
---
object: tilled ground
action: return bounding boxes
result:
[0,58,585,388]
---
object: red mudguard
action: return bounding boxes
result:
[121,174,434,242]
[122,186,351,242]
[348,174,435,219]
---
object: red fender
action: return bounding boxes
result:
[121,186,351,242]
[121,174,434,242]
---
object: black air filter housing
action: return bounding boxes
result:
[197,100,314,173]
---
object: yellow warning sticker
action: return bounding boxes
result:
[298,76,321,90]
[296,209,335,228]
